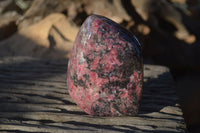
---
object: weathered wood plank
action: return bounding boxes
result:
[0,57,186,132]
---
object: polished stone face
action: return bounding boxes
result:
[67,15,143,116]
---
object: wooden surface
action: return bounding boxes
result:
[0,57,186,133]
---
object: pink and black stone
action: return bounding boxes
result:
[67,15,143,116]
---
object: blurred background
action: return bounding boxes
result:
[0,0,200,132]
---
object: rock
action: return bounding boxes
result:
[0,13,78,59]
[0,57,186,132]
[67,15,143,116]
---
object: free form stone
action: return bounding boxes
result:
[67,15,143,116]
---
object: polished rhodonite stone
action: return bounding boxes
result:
[67,15,143,116]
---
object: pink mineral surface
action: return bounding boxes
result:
[67,15,143,116]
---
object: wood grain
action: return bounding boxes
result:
[0,57,186,133]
